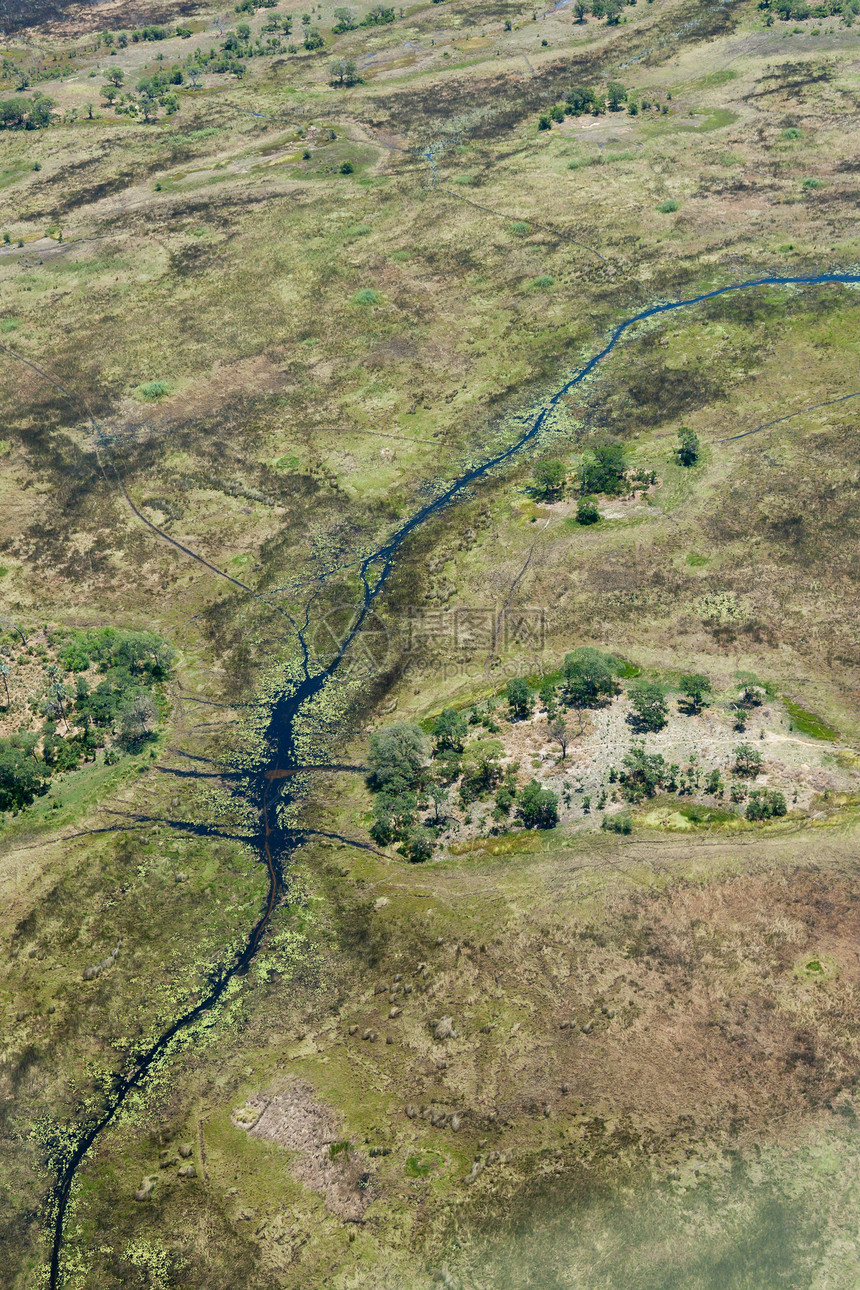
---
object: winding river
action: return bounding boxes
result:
[45,268,860,1286]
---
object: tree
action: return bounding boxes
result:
[733,742,763,777]
[517,779,559,829]
[607,80,627,110]
[574,0,589,19]
[433,707,467,753]
[368,722,428,792]
[304,28,325,48]
[576,497,600,525]
[402,824,434,862]
[105,66,125,88]
[680,672,711,713]
[333,6,357,30]
[563,648,618,708]
[629,682,668,732]
[677,425,699,467]
[329,57,359,85]
[579,443,626,495]
[538,678,557,716]
[370,788,417,844]
[0,739,48,812]
[548,717,570,760]
[620,743,666,801]
[426,772,449,823]
[506,677,533,721]
[0,662,9,706]
[120,692,158,744]
[532,459,565,499]
[460,738,505,802]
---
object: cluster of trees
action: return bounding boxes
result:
[745,788,787,820]
[758,0,859,21]
[102,66,180,118]
[366,710,560,860]
[0,628,174,816]
[0,93,54,130]
[539,80,673,129]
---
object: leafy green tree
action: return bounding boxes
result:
[329,57,359,85]
[460,738,505,802]
[574,1,589,19]
[579,443,626,495]
[0,94,55,129]
[0,662,9,706]
[304,28,325,48]
[517,779,559,829]
[493,783,516,818]
[506,677,533,721]
[733,742,763,777]
[370,788,418,844]
[576,497,600,525]
[620,744,666,800]
[679,672,711,713]
[676,425,699,466]
[333,6,357,30]
[629,682,668,732]
[563,648,618,707]
[538,678,557,716]
[607,80,627,109]
[368,722,428,792]
[0,738,48,811]
[433,707,467,753]
[532,459,565,499]
[704,769,723,795]
[105,66,125,88]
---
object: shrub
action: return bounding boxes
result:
[657,198,679,213]
[576,497,600,525]
[139,379,170,400]
[352,288,380,305]
[340,160,354,174]
[509,221,531,236]
[601,813,632,833]
[533,274,554,288]
[538,114,551,130]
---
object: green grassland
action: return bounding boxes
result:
[1,0,860,1284]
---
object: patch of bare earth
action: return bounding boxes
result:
[233,1079,372,1220]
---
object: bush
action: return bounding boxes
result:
[352,287,380,304]
[538,114,551,131]
[516,779,559,829]
[657,198,680,213]
[579,442,626,495]
[746,789,787,821]
[601,813,632,833]
[139,379,170,400]
[576,497,600,525]
[340,160,354,174]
